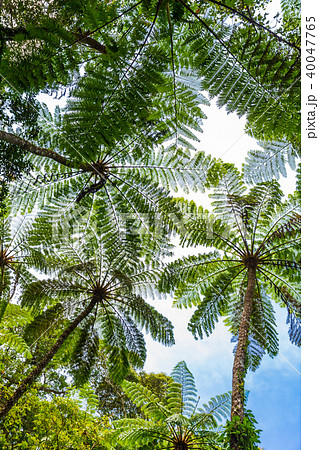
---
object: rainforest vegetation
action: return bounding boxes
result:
[0,0,300,448]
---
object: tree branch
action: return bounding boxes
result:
[75,33,108,55]
[0,130,72,167]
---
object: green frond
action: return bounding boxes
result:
[0,299,33,357]
[160,251,225,295]
[69,316,100,387]
[99,309,147,369]
[112,420,162,448]
[258,266,300,316]
[121,147,213,194]
[23,303,65,345]
[77,383,100,414]
[198,392,232,424]
[105,346,132,384]
[0,329,32,358]
[250,290,279,362]
[170,360,197,416]
[21,278,86,314]
[121,380,168,421]
[165,380,183,415]
[245,181,284,245]
[257,205,301,256]
[122,294,175,347]
[0,301,32,327]
[187,268,245,340]
[166,256,243,313]
[243,141,300,184]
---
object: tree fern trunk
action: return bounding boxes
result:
[0,297,98,420]
[0,130,73,168]
[230,265,256,449]
[0,130,93,172]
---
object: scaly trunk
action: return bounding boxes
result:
[0,297,98,420]
[230,265,256,449]
[0,130,92,172]
[75,33,108,54]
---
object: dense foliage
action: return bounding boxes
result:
[0,0,300,448]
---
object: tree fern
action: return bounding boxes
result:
[0,217,175,418]
[160,165,300,439]
[113,360,231,449]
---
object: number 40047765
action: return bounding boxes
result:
[306,17,316,80]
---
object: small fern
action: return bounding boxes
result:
[113,361,231,448]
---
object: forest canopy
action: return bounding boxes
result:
[0,0,300,448]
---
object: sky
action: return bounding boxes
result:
[142,100,301,450]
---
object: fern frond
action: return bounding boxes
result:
[198,391,232,424]
[0,299,32,359]
[170,360,197,416]
[187,268,245,340]
[77,382,100,414]
[243,141,300,184]
[99,308,146,369]
[69,316,100,387]
[23,303,65,345]
[21,278,87,313]
[121,380,169,421]
[121,294,175,347]
[0,329,32,358]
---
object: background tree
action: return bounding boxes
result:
[91,348,173,419]
[160,166,300,449]
[0,382,110,449]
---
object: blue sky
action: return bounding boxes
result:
[144,100,301,450]
[144,299,300,450]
